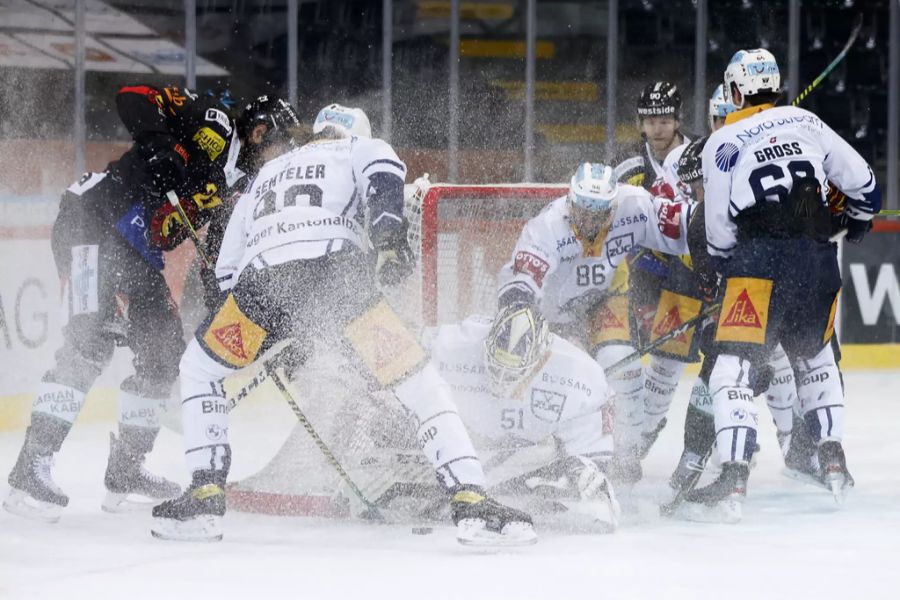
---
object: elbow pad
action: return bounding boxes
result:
[367,172,406,248]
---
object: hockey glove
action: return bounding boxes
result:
[150,197,199,251]
[565,456,617,504]
[843,215,872,244]
[375,223,415,286]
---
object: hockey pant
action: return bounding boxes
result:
[31,232,183,453]
[708,237,842,465]
[180,251,485,488]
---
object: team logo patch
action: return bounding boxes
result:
[202,295,268,368]
[588,295,631,347]
[193,126,227,161]
[715,142,740,172]
[731,408,748,422]
[715,277,772,345]
[530,388,566,423]
[513,251,550,287]
[605,233,634,262]
[649,291,702,358]
[344,300,426,387]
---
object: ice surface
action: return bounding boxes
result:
[2,371,898,600]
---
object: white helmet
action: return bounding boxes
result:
[484,304,550,397]
[708,84,736,130]
[568,162,617,210]
[723,48,781,108]
[313,103,372,138]
[567,163,618,240]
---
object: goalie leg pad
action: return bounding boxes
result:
[395,363,486,489]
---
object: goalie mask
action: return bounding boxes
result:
[567,162,618,243]
[484,305,551,398]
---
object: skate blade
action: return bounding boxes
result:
[781,467,828,490]
[677,498,742,524]
[150,515,223,542]
[456,519,537,547]
[102,491,158,513]
[824,473,848,506]
[3,489,63,523]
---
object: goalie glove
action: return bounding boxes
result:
[374,222,415,286]
[565,455,621,530]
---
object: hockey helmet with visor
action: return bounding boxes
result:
[567,163,618,242]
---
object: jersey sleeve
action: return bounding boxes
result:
[351,138,408,248]
[820,124,882,220]
[701,135,737,257]
[116,84,168,140]
[632,190,692,256]
[497,213,560,308]
[214,191,252,291]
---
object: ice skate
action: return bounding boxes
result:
[102,432,181,512]
[151,472,227,542]
[451,485,537,547]
[659,449,708,517]
[680,462,749,524]
[779,415,822,486]
[817,441,854,505]
[4,441,68,523]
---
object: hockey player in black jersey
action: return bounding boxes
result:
[4,84,236,521]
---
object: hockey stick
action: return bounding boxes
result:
[605,301,721,377]
[879,209,900,216]
[263,347,386,521]
[166,190,214,269]
[791,14,863,106]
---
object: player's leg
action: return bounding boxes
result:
[332,252,534,545]
[782,251,850,499]
[5,242,116,522]
[102,257,184,511]
[152,267,285,541]
[589,289,645,485]
[640,262,704,459]
[683,242,782,522]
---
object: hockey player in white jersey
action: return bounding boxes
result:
[150,104,535,546]
[695,49,881,519]
[496,163,690,484]
[428,305,620,531]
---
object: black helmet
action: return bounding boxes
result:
[676,136,708,184]
[637,81,682,120]
[236,95,301,147]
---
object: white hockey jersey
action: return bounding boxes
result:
[660,141,693,202]
[214,136,406,290]
[428,316,613,458]
[497,188,691,324]
[702,104,880,257]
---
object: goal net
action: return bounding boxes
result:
[226,178,567,517]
